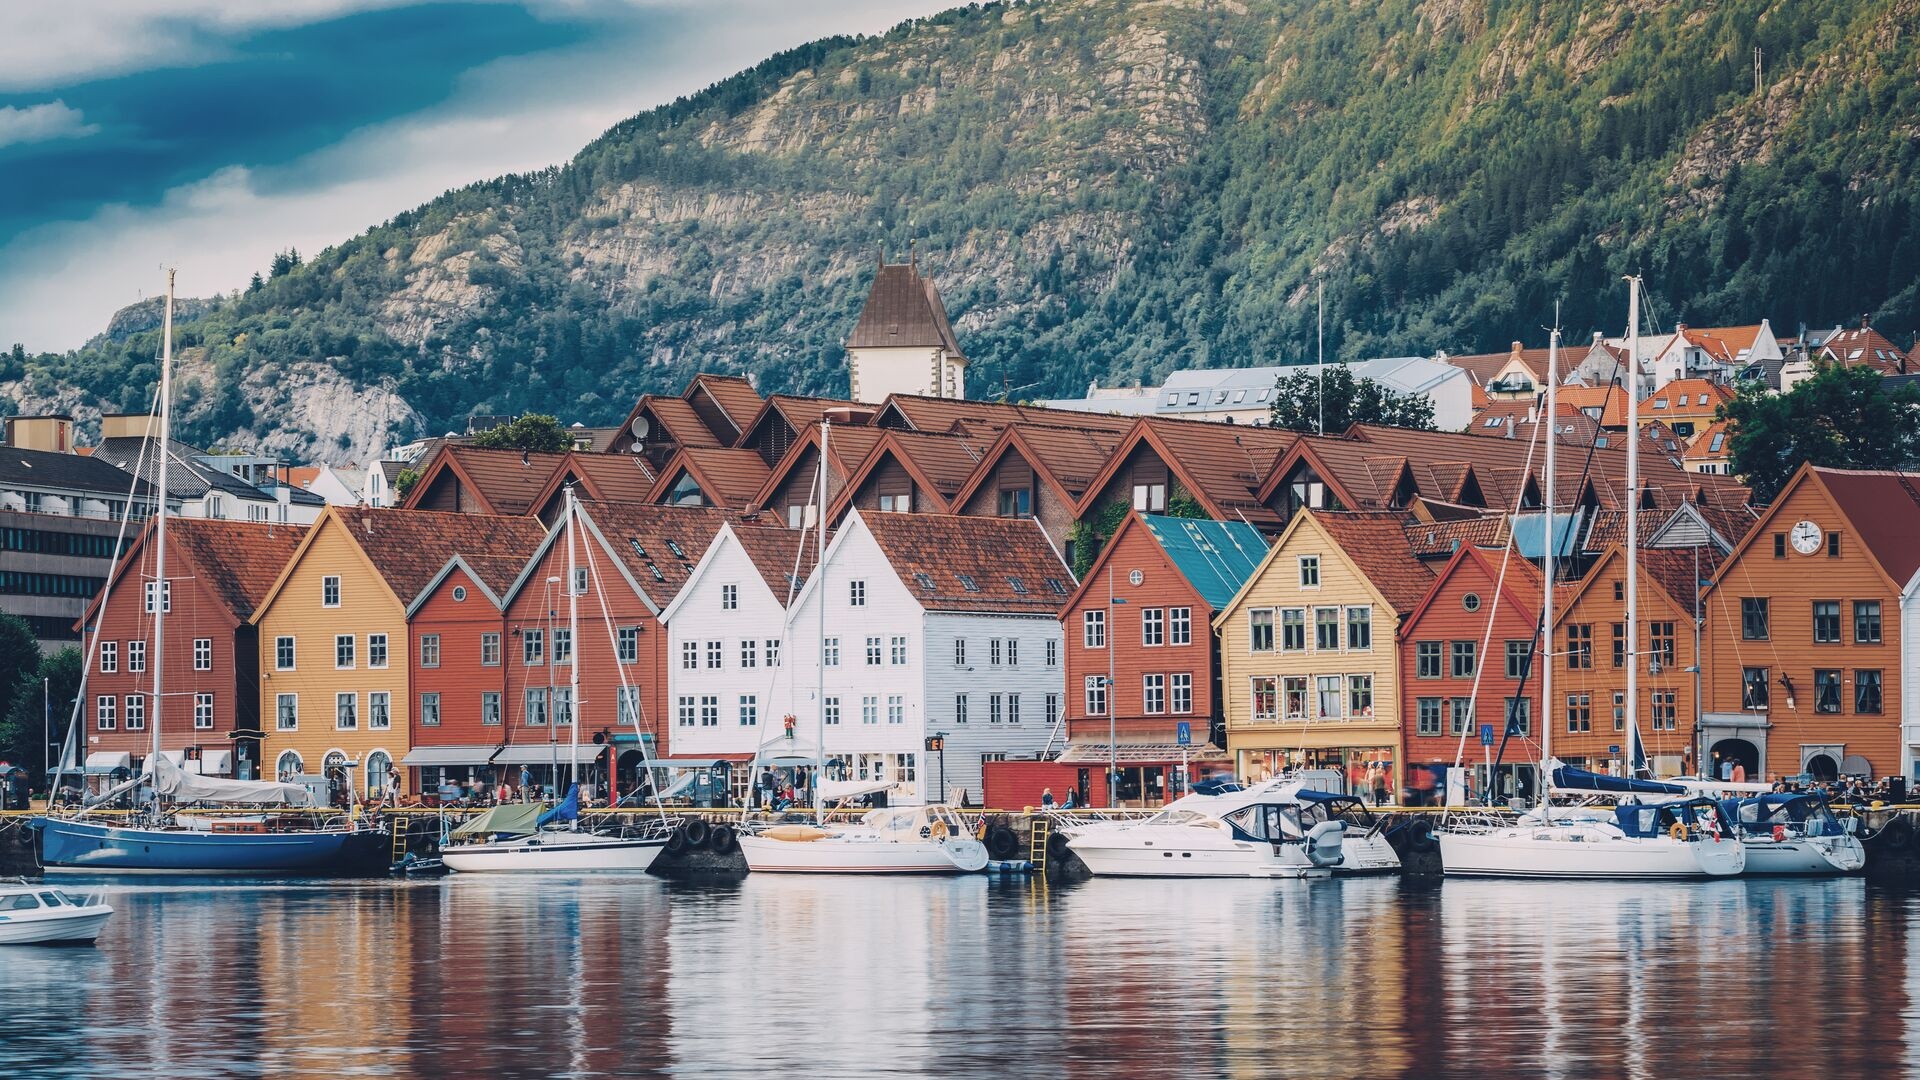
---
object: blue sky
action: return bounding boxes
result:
[0,1,954,351]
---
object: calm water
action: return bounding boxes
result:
[2,873,1915,1078]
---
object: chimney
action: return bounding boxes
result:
[101,413,160,441]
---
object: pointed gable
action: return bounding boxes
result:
[847,261,965,358]
[402,444,570,516]
[650,447,773,510]
[861,510,1070,615]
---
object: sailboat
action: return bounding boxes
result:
[734,421,988,874]
[441,488,668,873]
[1437,299,1745,879]
[35,271,380,874]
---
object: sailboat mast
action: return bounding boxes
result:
[814,419,828,824]
[1625,276,1642,775]
[151,270,175,771]
[566,486,581,790]
[1541,328,1557,794]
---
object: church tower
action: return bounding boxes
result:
[845,254,967,403]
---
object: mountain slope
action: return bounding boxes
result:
[7,0,1918,462]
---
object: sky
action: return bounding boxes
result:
[0,1,957,352]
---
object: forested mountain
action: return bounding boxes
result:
[6,0,1918,462]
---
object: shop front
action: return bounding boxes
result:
[1057,740,1233,807]
[1236,744,1399,806]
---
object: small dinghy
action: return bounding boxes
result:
[0,879,113,945]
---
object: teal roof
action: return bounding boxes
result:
[1511,509,1585,559]
[1139,514,1270,609]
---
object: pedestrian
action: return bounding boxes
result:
[1731,761,1747,785]
[1369,762,1389,806]
[1061,789,1076,810]
[1041,787,1056,811]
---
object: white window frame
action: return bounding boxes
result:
[322,575,341,608]
[335,634,355,670]
[193,692,214,730]
[275,693,297,731]
[193,638,213,671]
[335,692,358,731]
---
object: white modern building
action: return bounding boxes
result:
[1045,356,1475,432]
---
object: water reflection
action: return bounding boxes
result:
[0,876,1913,1078]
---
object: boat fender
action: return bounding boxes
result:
[1046,832,1071,861]
[985,826,1020,861]
[664,827,687,855]
[1772,824,1788,843]
[1669,822,1689,842]
[930,820,949,840]
[682,818,710,847]
[708,824,735,852]
[1409,819,1440,853]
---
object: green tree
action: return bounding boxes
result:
[393,467,422,501]
[1268,366,1438,434]
[469,414,574,453]
[1723,366,1920,503]
[0,647,81,792]
[0,615,40,740]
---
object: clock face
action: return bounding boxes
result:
[1789,520,1823,555]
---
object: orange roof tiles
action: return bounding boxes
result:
[1308,511,1435,614]
[730,522,819,601]
[878,394,1136,438]
[859,511,1071,615]
[1404,515,1509,559]
[406,445,571,516]
[169,518,310,621]
[332,506,547,603]
[580,502,771,609]
[1815,467,1920,586]
[652,448,773,510]
[683,374,765,434]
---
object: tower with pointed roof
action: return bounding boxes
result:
[845,254,967,403]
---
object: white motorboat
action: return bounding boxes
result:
[1717,793,1865,875]
[440,792,668,873]
[1061,779,1394,877]
[0,880,113,945]
[1439,793,1745,878]
[736,805,987,874]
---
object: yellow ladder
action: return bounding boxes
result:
[389,816,409,863]
[1027,815,1050,867]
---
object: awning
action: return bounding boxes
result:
[1056,741,1230,765]
[185,749,233,775]
[401,746,500,767]
[141,750,186,773]
[608,732,656,746]
[820,779,894,802]
[648,758,728,769]
[84,751,133,775]
[493,744,604,766]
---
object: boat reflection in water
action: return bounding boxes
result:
[1,876,1916,1077]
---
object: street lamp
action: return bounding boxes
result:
[1106,563,1128,808]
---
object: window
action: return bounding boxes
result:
[322,576,341,607]
[990,694,1003,723]
[1741,598,1770,640]
[1450,641,1476,679]
[1741,667,1770,710]
[1142,608,1164,647]
[1565,624,1592,669]
[618,627,639,664]
[1046,640,1058,667]
[739,695,758,727]
[1250,677,1277,721]
[862,696,878,725]
[421,692,441,727]
[128,640,145,673]
[1504,697,1530,736]
[416,634,439,669]
[890,753,917,784]
[997,488,1032,517]
[100,641,116,673]
[1085,676,1108,716]
[193,638,212,671]
[185,691,214,731]
[1450,698,1473,736]
[891,636,908,665]
[369,692,391,730]
[878,493,910,513]
[1298,556,1320,587]
[1647,622,1675,671]
[1281,609,1306,652]
[1143,674,1166,714]
[1650,690,1676,731]
[336,692,358,730]
[1611,624,1625,669]
[1505,640,1531,680]
[554,688,574,727]
[1773,534,1787,558]
[96,695,115,730]
[1857,670,1884,715]
[1813,601,1841,644]
[551,628,572,665]
[1828,532,1842,558]
[1084,610,1106,649]
[1007,638,1019,667]
[1170,608,1191,646]
[849,580,866,607]
[1171,672,1193,714]
[481,692,501,726]
[955,694,969,724]
[1855,601,1883,644]
[681,641,698,670]
[1316,675,1344,720]
[1613,581,1624,601]
[706,640,723,669]
[368,633,389,669]
[1133,482,1166,512]
[721,584,738,610]
[1008,694,1022,724]
[1814,669,1842,714]
[481,633,500,667]
[824,697,841,726]
[523,629,544,666]
[1349,674,1373,718]
[1566,693,1591,733]
[618,688,640,727]
[524,688,548,726]
[1046,693,1059,726]
[335,635,354,670]
[1314,608,1340,650]
[740,640,758,669]
[677,697,696,728]
[865,637,883,666]
[824,637,840,667]
[1283,677,1310,720]
[144,579,171,614]
[1417,697,1442,736]
[1416,641,1441,679]
[1613,691,1625,731]
[1346,607,1372,650]
[276,750,304,781]
[766,639,780,667]
[697,696,718,727]
[275,693,297,731]
[955,638,967,666]
[1249,609,1274,652]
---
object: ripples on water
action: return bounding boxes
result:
[1,875,1912,1078]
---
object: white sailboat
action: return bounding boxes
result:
[735,420,988,874]
[442,489,667,873]
[1438,300,1744,879]
[1062,778,1356,878]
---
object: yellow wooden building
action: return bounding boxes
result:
[1214,510,1434,803]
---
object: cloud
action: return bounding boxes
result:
[0,100,100,149]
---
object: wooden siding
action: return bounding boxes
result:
[955,447,1077,559]
[408,565,510,757]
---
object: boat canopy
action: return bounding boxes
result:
[150,751,313,806]
[820,779,893,803]
[536,785,579,828]
[1717,793,1829,834]
[451,802,544,838]
[493,745,600,766]
[1612,798,1719,839]
[1552,765,1686,796]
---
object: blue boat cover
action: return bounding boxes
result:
[1293,788,1361,805]
[1191,778,1245,796]
[537,784,579,828]
[1717,793,1819,833]
[1613,798,1717,838]
[1551,766,1685,795]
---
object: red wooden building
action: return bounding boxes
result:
[402,553,531,796]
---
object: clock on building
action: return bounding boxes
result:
[1789,520,1823,555]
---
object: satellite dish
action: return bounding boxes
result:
[631,416,651,439]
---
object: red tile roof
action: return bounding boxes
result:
[580,502,774,609]
[652,448,773,510]
[731,522,819,602]
[331,506,547,604]
[1101,417,1297,526]
[1816,467,1920,586]
[557,452,659,505]
[405,445,571,516]
[162,518,311,622]
[1404,515,1509,559]
[859,511,1072,615]
[1819,327,1911,374]
[683,374,765,434]
[1306,511,1435,614]
[877,395,1136,438]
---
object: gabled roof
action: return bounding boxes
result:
[947,422,1129,512]
[828,428,993,519]
[255,506,546,620]
[736,394,864,452]
[1817,326,1910,374]
[749,424,886,510]
[558,501,772,613]
[1306,511,1435,614]
[1814,467,1920,587]
[846,260,964,359]
[621,395,725,452]
[1554,543,1719,625]
[860,510,1071,615]
[649,447,773,510]
[400,444,570,516]
[1404,514,1510,559]
[656,520,821,624]
[682,373,765,440]
[0,444,151,498]
[1440,343,1549,387]
[1140,514,1270,610]
[1077,417,1296,527]
[1399,543,1542,635]
[1646,379,1733,415]
[81,518,308,631]
[406,553,525,616]
[874,394,1135,437]
[530,452,659,518]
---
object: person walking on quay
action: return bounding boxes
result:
[1369,762,1389,807]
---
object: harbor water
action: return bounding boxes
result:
[2,874,1912,1078]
